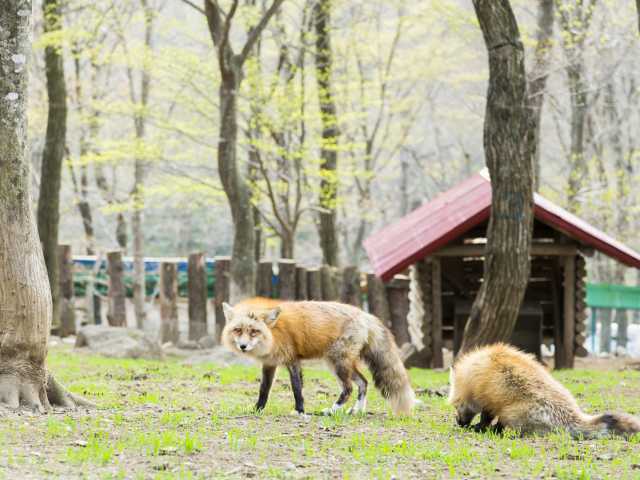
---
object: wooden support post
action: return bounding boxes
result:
[256,260,273,298]
[107,250,126,327]
[58,245,76,336]
[213,256,230,342]
[188,252,208,341]
[341,266,361,307]
[307,268,322,300]
[574,255,589,357]
[386,275,411,347]
[562,255,575,368]
[295,266,308,300]
[160,262,179,344]
[278,259,297,300]
[431,258,444,368]
[320,265,338,301]
[551,257,565,368]
[367,273,391,329]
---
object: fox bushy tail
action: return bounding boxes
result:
[362,324,415,415]
[587,413,640,438]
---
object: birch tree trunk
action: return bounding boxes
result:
[1,1,90,410]
[37,0,68,329]
[460,0,535,353]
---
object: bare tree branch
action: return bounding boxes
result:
[177,0,205,15]
[239,0,286,63]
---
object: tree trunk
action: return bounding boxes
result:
[313,0,340,267]
[0,2,89,410]
[460,0,535,353]
[69,47,95,255]
[116,213,128,252]
[558,2,596,213]
[218,74,256,302]
[203,0,284,302]
[529,0,553,190]
[37,0,68,330]
[130,0,153,330]
[280,231,295,260]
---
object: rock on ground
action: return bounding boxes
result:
[181,346,255,367]
[75,325,164,360]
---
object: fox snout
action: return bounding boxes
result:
[239,343,248,351]
[456,406,476,427]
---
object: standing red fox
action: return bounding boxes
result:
[221,297,415,415]
[449,343,640,438]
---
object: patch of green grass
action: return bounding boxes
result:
[2,344,637,478]
[65,435,116,465]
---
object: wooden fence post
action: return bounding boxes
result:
[341,266,361,307]
[214,256,231,342]
[307,268,322,300]
[160,262,179,344]
[278,259,296,300]
[58,245,76,336]
[188,252,208,341]
[257,260,273,298]
[295,266,308,300]
[107,250,127,327]
[320,265,339,301]
[386,275,411,347]
[366,273,391,328]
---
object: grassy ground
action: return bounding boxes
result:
[1,345,639,479]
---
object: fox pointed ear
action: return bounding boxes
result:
[222,302,234,321]
[262,307,281,327]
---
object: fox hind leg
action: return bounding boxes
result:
[348,366,368,415]
[324,358,354,415]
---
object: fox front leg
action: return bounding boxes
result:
[472,410,495,432]
[287,362,305,414]
[255,365,276,412]
[472,410,504,434]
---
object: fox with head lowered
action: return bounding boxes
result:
[221,297,415,416]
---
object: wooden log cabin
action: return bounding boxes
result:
[364,172,640,369]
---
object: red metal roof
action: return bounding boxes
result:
[364,173,640,280]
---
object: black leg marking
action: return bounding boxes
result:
[352,368,368,402]
[255,365,276,411]
[333,363,353,407]
[492,422,505,435]
[287,362,305,414]
[473,410,495,432]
